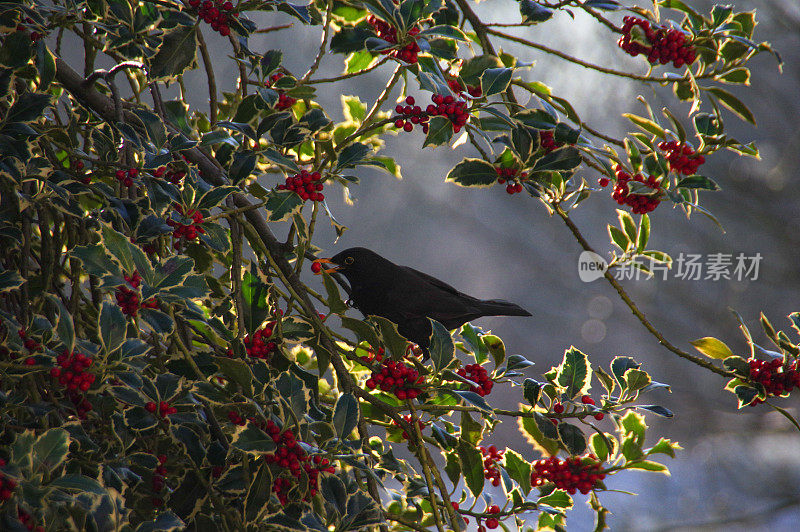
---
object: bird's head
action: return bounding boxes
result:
[312,247,390,282]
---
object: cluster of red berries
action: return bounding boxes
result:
[16,508,44,532]
[115,272,158,317]
[540,130,566,153]
[531,455,606,495]
[50,350,95,418]
[262,422,335,504]
[480,445,504,487]
[447,76,482,98]
[145,400,178,418]
[225,323,279,360]
[365,359,423,400]
[365,15,421,63]
[276,169,324,202]
[618,17,697,68]
[153,164,186,185]
[115,168,138,188]
[167,203,205,249]
[393,94,470,135]
[70,159,91,184]
[429,94,469,133]
[151,454,168,507]
[658,140,706,175]
[393,414,426,440]
[608,165,662,214]
[581,395,605,420]
[355,345,385,365]
[0,459,17,502]
[16,18,43,41]
[189,0,237,36]
[18,329,40,354]
[495,167,527,195]
[393,96,431,134]
[226,410,248,426]
[747,358,800,406]
[266,72,297,110]
[477,504,502,530]
[457,364,494,396]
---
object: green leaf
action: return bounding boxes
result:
[322,272,348,314]
[533,411,559,440]
[330,27,374,54]
[445,158,497,187]
[336,142,372,170]
[99,301,127,354]
[537,489,573,509]
[423,116,454,148]
[131,109,168,149]
[150,25,198,79]
[0,269,24,292]
[262,148,300,172]
[0,31,33,69]
[345,50,376,74]
[629,218,647,259]
[264,190,304,223]
[333,393,359,439]
[140,308,174,334]
[418,25,468,41]
[340,316,381,349]
[371,316,410,359]
[520,0,553,23]
[50,474,107,495]
[556,346,591,399]
[342,95,368,122]
[532,147,582,171]
[626,460,669,474]
[244,461,273,521]
[617,210,637,242]
[232,425,277,454]
[734,385,759,408]
[625,369,651,393]
[213,356,253,396]
[690,337,734,359]
[609,225,630,251]
[645,437,681,458]
[706,87,756,125]
[482,334,506,367]
[428,321,456,374]
[589,432,611,462]
[503,449,532,495]
[102,225,151,278]
[199,186,239,210]
[623,113,666,139]
[558,423,587,455]
[5,92,51,123]
[480,67,512,96]
[32,428,70,474]
[523,379,543,406]
[51,296,75,352]
[676,175,720,190]
[718,67,751,85]
[457,439,484,496]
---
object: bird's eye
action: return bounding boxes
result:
[344,256,354,265]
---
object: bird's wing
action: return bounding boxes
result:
[399,266,480,301]
[388,266,483,326]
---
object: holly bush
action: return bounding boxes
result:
[0,0,791,530]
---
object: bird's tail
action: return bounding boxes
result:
[477,299,532,317]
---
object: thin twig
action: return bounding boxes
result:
[300,0,334,84]
[196,27,218,125]
[555,205,735,378]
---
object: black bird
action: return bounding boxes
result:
[313,247,531,352]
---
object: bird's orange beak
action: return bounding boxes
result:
[312,258,341,275]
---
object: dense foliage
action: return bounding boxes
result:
[0,0,792,530]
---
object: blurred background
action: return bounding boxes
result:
[150,0,800,529]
